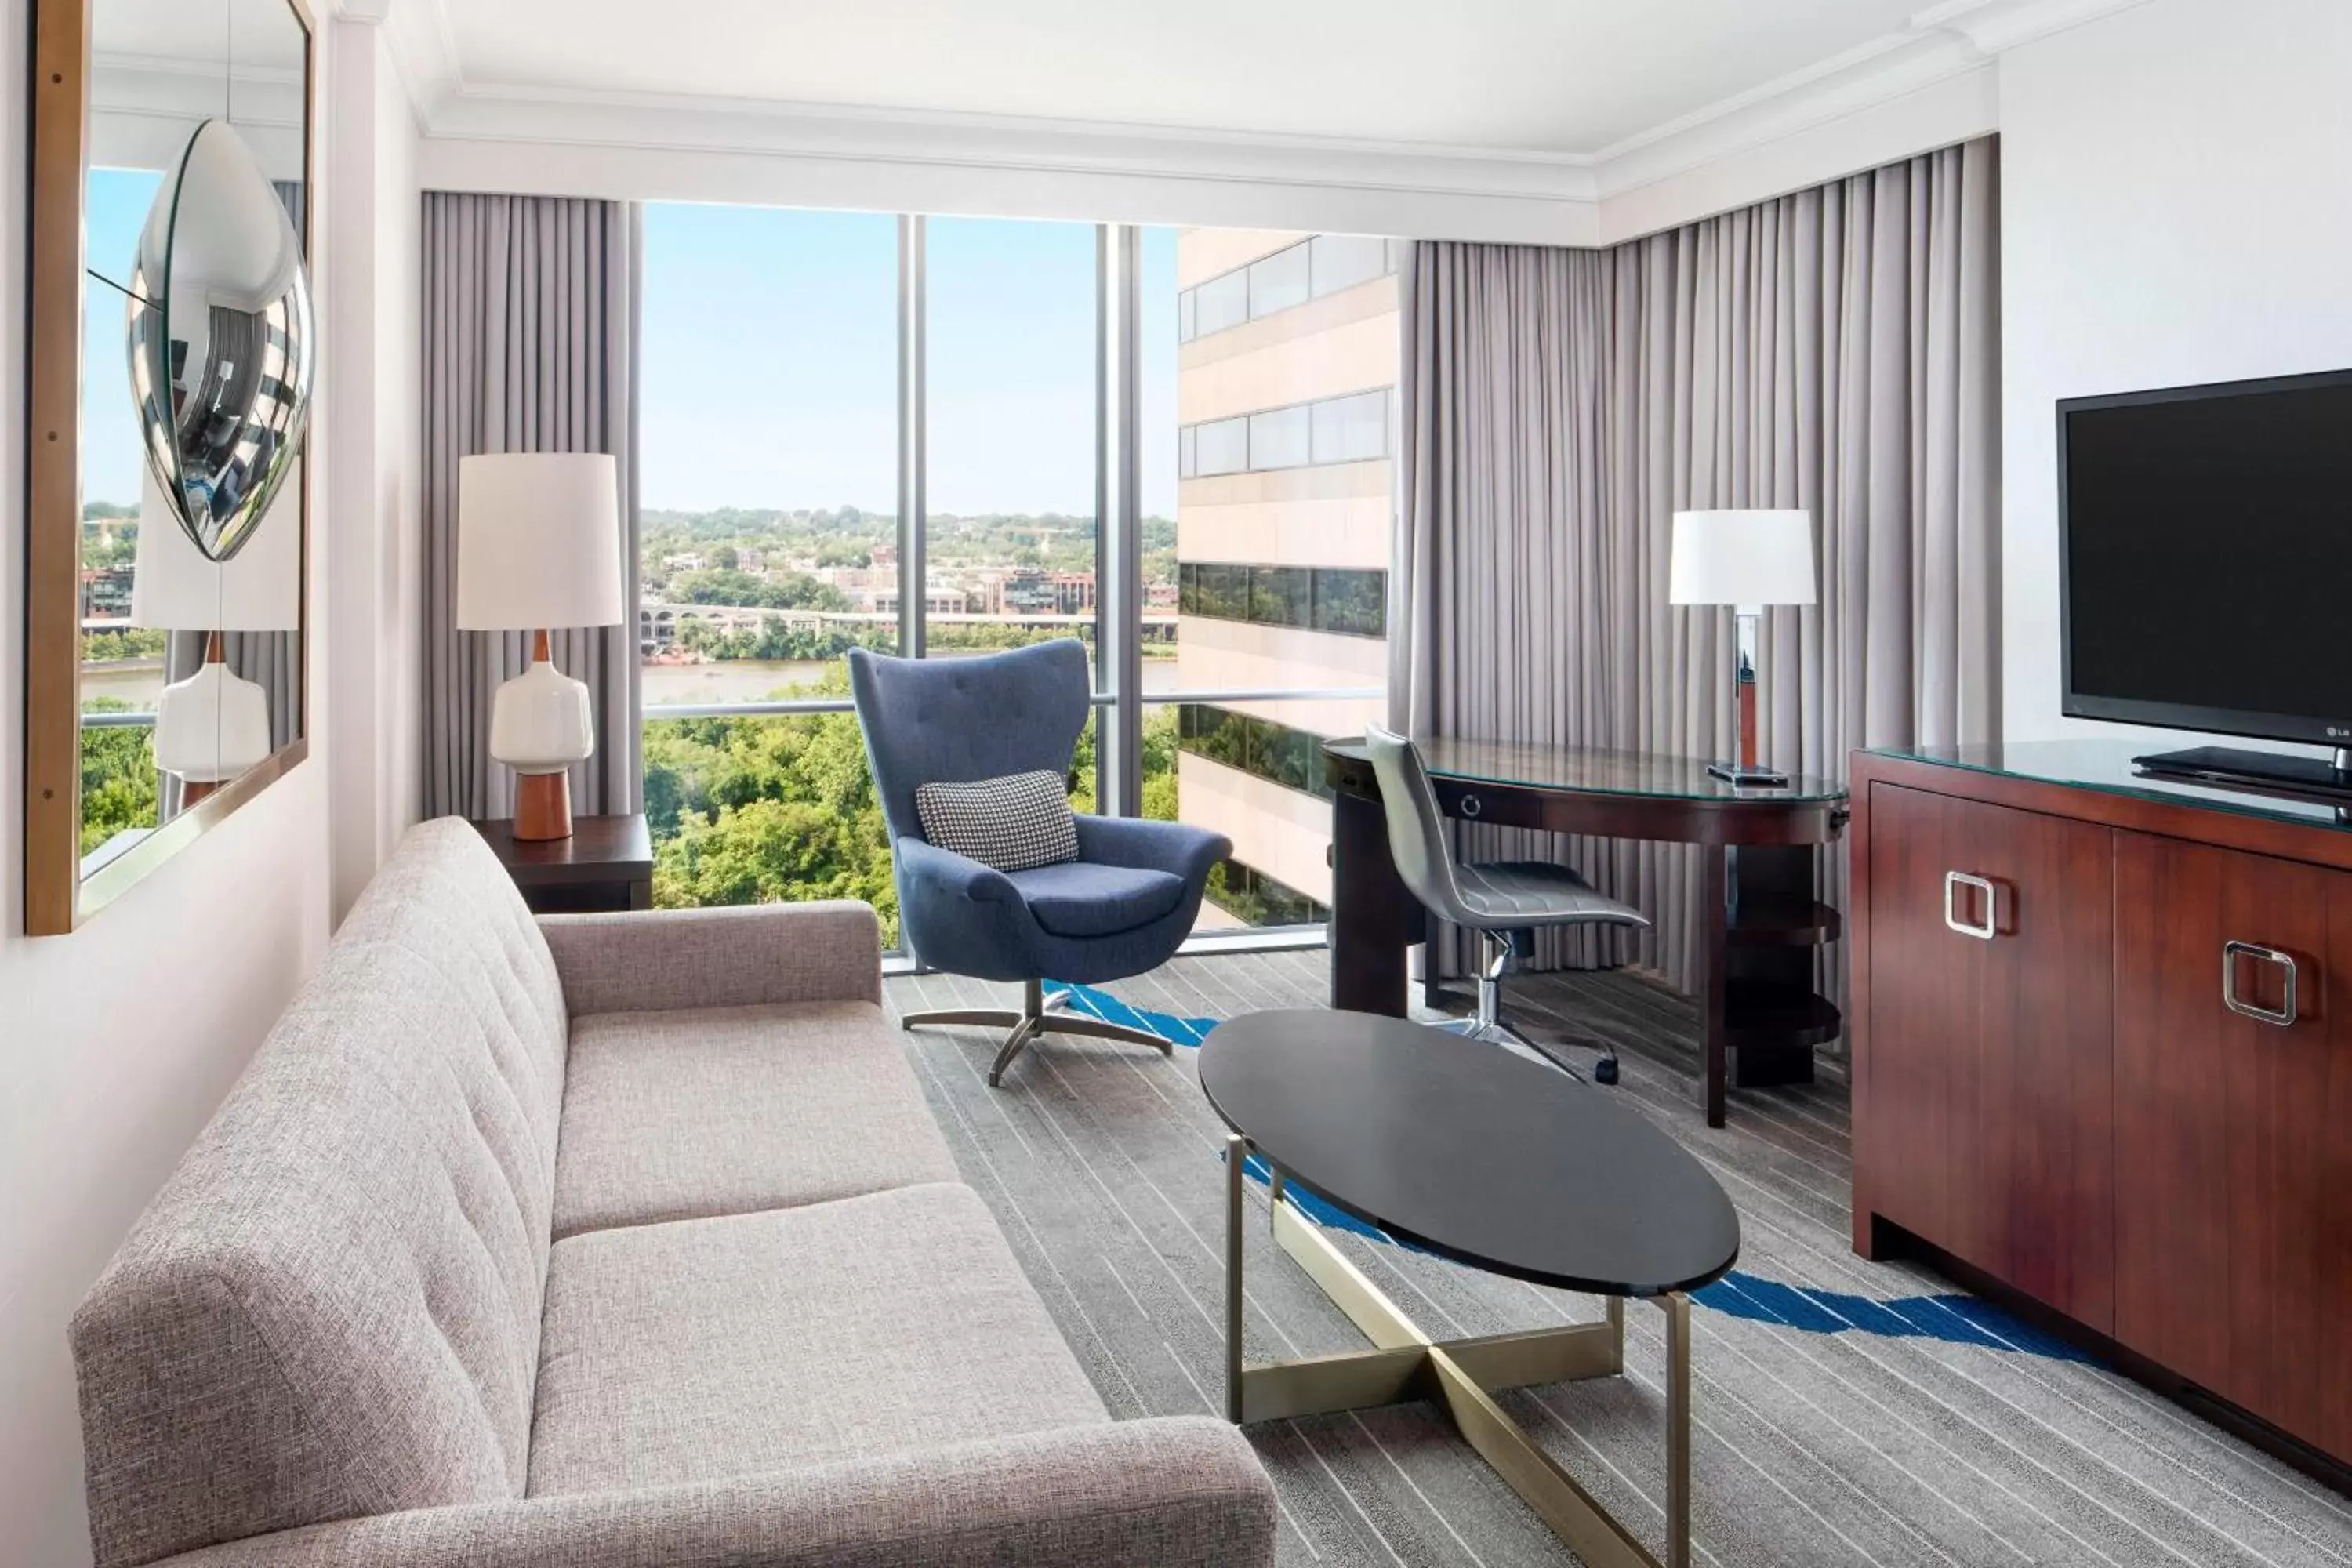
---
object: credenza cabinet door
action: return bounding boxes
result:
[1864,785,2117,1330]
[2113,835,2352,1456]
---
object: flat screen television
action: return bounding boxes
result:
[2061,367,2352,793]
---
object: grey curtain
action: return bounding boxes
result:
[1396,136,2001,992]
[422,193,643,821]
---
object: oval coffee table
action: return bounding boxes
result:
[1201,1009,1740,1568]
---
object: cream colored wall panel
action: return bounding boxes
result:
[1178,227,1306,288]
[1178,754,1334,906]
[1178,464,1392,572]
[1171,621,1386,736]
[1178,310,1400,425]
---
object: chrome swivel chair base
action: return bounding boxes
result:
[902,976,1174,1087]
[1439,931,1621,1086]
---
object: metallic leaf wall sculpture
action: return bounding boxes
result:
[129,118,314,563]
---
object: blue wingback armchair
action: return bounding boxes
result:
[848,640,1232,1086]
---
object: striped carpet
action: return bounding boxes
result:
[882,954,2352,1568]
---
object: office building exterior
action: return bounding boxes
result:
[1171,229,1399,927]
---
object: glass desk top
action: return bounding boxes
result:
[1867,739,2352,833]
[1325,736,1845,804]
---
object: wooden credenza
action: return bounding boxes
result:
[1852,743,2352,1471]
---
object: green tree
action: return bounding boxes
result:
[78,706,159,855]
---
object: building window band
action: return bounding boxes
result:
[1178,703,1337,802]
[1177,564,1386,639]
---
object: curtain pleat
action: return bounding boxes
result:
[421,194,643,821]
[1396,137,2002,998]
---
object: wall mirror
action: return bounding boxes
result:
[27,0,316,934]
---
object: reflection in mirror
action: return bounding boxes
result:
[135,461,301,811]
[129,118,314,561]
[72,0,311,884]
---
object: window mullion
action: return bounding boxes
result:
[1098,224,1145,817]
[896,214,926,657]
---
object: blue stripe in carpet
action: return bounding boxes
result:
[1045,980,1214,1047]
[1055,979,2088,1365]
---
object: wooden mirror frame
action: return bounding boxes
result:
[25,0,317,935]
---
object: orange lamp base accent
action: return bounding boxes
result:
[512,771,575,841]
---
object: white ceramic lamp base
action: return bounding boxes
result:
[154,659,273,793]
[489,644,597,840]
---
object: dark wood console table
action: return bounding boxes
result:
[1853,741,2352,1473]
[470,814,654,914]
[1324,739,1849,1127]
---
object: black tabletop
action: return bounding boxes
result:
[1200,1010,1740,1297]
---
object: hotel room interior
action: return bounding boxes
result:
[9,1,2352,1563]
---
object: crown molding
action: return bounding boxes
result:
[385,0,2152,224]
[1596,0,2149,203]
[422,85,1601,205]
[373,0,463,114]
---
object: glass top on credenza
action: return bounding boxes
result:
[1324,737,1845,804]
[1864,738,2352,833]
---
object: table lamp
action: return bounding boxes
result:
[456,452,624,841]
[1668,508,1817,788]
[132,459,301,803]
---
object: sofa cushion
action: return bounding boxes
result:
[528,1185,1108,1496]
[551,1000,960,1239]
[1006,860,1187,938]
[70,819,569,1568]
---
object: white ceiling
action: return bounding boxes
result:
[427,0,1934,158]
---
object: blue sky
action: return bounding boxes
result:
[86,193,1181,519]
[85,169,163,512]
[641,205,1178,519]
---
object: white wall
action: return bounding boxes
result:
[0,16,359,1562]
[327,18,424,918]
[1998,0,2352,741]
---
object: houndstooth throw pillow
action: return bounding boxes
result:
[915,770,1081,872]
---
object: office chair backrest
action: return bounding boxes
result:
[1363,724,1472,928]
[847,639,1091,846]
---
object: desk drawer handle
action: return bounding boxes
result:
[1944,871,1997,940]
[2223,941,2298,1027]
[1459,793,1483,818]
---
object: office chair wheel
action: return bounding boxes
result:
[1593,1056,1620,1086]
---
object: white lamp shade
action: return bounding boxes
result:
[1668,510,1817,607]
[131,459,303,630]
[456,452,625,630]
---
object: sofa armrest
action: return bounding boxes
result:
[539,901,882,1015]
[159,1418,1275,1568]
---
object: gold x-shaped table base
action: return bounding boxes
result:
[1224,1134,1692,1568]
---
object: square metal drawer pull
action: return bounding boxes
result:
[1944,871,1997,940]
[2222,941,2298,1026]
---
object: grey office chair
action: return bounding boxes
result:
[1363,724,1650,1083]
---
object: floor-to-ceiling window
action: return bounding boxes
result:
[637,205,904,925]
[637,205,1394,945]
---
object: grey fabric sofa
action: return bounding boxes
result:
[71,819,1275,1568]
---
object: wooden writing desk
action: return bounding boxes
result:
[1323,739,1848,1127]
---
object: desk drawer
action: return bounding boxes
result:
[1432,779,1548,832]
